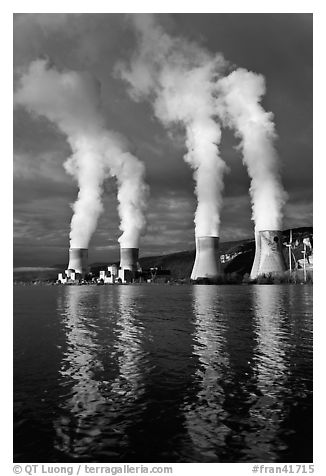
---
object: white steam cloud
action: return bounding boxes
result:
[117,15,287,236]
[14,59,149,248]
[116,14,228,237]
[215,68,288,231]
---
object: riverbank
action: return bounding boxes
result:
[14,271,313,286]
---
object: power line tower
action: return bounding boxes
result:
[285,229,293,273]
[150,267,158,282]
[301,240,308,283]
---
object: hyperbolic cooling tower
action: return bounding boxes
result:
[120,247,139,271]
[67,248,88,276]
[250,230,286,279]
[190,236,221,281]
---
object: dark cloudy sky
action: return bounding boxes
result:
[13,13,312,267]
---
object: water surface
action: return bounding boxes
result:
[14,284,313,462]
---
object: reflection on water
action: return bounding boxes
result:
[251,286,312,462]
[183,285,313,462]
[55,287,107,457]
[252,286,288,382]
[249,286,289,460]
[14,284,313,463]
[184,286,230,461]
[111,286,146,400]
[54,285,150,460]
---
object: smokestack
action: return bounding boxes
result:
[191,236,221,282]
[120,247,139,271]
[250,230,286,279]
[67,248,88,276]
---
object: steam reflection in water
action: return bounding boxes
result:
[54,287,108,457]
[249,286,289,460]
[111,286,147,400]
[183,286,231,461]
[54,285,150,460]
[183,285,312,462]
[249,285,312,461]
[34,284,312,462]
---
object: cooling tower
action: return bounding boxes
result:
[250,230,286,279]
[67,248,88,276]
[191,236,221,281]
[120,247,139,271]
[250,230,261,279]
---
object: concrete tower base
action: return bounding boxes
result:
[119,247,139,283]
[67,248,88,276]
[250,230,286,279]
[191,236,221,282]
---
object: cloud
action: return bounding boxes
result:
[14,150,70,183]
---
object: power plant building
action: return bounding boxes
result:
[97,247,140,284]
[99,265,118,284]
[57,248,88,283]
[56,227,289,285]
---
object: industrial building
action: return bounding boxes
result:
[57,227,302,285]
[98,264,119,284]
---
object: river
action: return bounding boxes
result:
[13,284,313,463]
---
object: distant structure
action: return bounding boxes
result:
[297,237,313,273]
[56,227,313,285]
[250,230,286,279]
[96,245,141,284]
[66,248,88,276]
[118,246,139,283]
[190,236,221,282]
[57,248,89,283]
[99,264,119,284]
[58,244,143,285]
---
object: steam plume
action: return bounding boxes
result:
[215,68,287,230]
[14,59,148,248]
[116,14,228,237]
